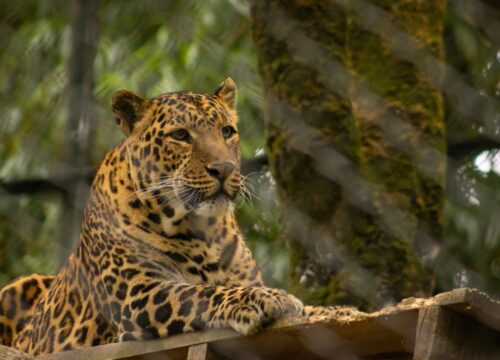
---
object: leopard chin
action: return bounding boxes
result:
[181,184,237,210]
[194,194,234,216]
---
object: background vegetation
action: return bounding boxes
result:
[0,0,498,308]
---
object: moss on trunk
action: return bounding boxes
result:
[251,0,446,309]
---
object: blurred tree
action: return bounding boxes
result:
[438,0,500,297]
[251,0,447,309]
[59,0,99,264]
[0,0,68,284]
[445,0,500,159]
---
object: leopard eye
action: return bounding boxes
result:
[221,126,236,139]
[169,129,191,142]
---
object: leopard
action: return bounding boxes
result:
[0,78,363,355]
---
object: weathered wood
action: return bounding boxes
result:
[392,288,500,332]
[36,327,238,360]
[414,306,500,360]
[433,288,500,332]
[186,343,209,360]
[35,311,416,360]
[207,311,417,359]
[0,288,496,360]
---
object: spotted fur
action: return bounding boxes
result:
[0,78,309,355]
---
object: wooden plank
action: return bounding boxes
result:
[437,288,500,332]
[36,327,238,360]
[186,343,208,360]
[206,310,417,360]
[390,288,500,332]
[35,311,417,360]
[119,310,416,360]
[413,306,500,360]
[0,288,491,360]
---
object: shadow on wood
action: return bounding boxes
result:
[1,288,498,360]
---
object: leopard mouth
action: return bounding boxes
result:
[180,186,235,209]
[207,188,235,200]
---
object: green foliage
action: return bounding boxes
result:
[0,194,59,286]
[236,171,290,288]
[0,1,68,179]
[440,1,500,297]
[438,159,500,297]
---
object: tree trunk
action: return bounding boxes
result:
[59,0,99,265]
[251,0,446,309]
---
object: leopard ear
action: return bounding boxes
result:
[112,89,149,136]
[214,77,237,109]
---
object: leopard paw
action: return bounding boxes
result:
[226,287,304,335]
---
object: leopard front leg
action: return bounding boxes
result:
[115,279,303,341]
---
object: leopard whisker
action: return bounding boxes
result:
[236,175,258,207]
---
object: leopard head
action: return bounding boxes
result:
[112,78,241,215]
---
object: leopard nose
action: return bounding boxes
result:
[205,161,235,181]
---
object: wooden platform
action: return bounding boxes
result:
[1,288,499,360]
